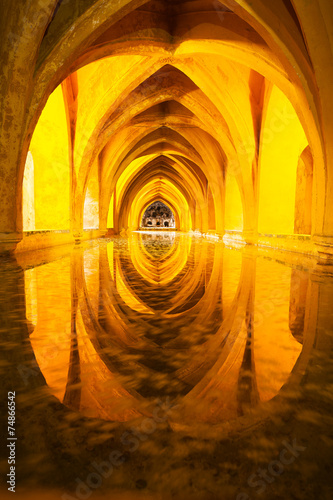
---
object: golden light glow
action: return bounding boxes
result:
[28,85,70,231]
[2,2,333,498]
[22,60,312,244]
[24,236,304,423]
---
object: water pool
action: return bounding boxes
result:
[1,232,333,500]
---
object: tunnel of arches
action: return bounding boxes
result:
[2,3,333,495]
[0,0,332,257]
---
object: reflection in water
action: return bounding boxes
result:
[25,233,303,423]
[1,233,333,499]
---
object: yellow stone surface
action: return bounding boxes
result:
[0,0,332,257]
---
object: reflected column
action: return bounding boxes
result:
[63,248,82,410]
[237,253,260,416]
[308,263,333,351]
[0,257,46,393]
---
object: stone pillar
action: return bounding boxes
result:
[0,1,58,251]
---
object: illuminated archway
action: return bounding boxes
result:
[0,0,331,259]
[140,201,176,229]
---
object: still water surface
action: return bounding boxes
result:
[1,232,333,500]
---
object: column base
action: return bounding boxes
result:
[73,229,103,243]
[223,230,247,246]
[242,231,258,245]
[206,230,224,240]
[313,234,333,261]
[0,232,22,254]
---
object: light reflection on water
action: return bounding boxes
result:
[1,232,333,499]
[24,232,302,422]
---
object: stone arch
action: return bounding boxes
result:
[0,0,331,257]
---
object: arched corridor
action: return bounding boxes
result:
[1,2,333,500]
[0,0,331,256]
